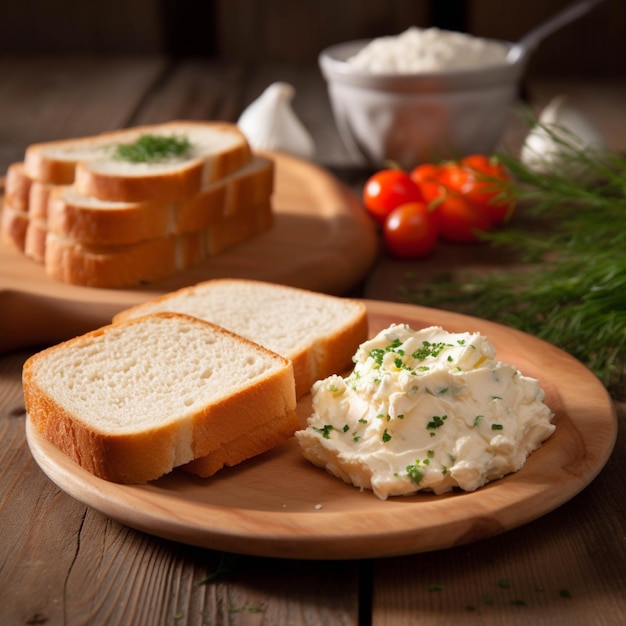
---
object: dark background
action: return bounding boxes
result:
[0,0,624,77]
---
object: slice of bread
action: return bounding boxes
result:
[0,202,48,261]
[24,216,48,263]
[24,120,252,189]
[44,201,272,288]
[23,312,298,483]
[46,155,273,246]
[5,162,33,212]
[73,121,252,202]
[114,279,369,399]
[1,203,29,251]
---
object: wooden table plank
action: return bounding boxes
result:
[0,350,361,626]
[127,58,250,124]
[0,56,168,172]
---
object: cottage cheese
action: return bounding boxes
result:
[346,27,508,73]
[296,324,555,500]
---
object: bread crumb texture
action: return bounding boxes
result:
[28,315,283,433]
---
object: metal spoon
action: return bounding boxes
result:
[507,0,606,64]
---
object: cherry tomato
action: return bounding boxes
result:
[434,191,492,244]
[445,155,515,225]
[383,202,439,258]
[363,169,423,225]
[409,163,444,206]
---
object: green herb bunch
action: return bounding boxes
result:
[403,122,626,397]
[114,133,192,163]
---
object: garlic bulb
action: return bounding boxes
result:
[237,82,315,159]
[520,95,605,176]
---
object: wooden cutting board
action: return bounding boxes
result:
[0,152,378,352]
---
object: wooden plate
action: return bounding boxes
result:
[25,301,618,560]
[0,151,378,352]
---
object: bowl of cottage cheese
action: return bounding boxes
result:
[296,323,555,500]
[319,27,526,168]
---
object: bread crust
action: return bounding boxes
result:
[23,121,252,190]
[182,409,300,477]
[74,159,205,204]
[47,191,174,247]
[73,121,253,203]
[5,162,32,212]
[24,148,78,185]
[44,233,179,287]
[23,313,297,483]
[43,202,273,288]
[28,181,55,220]
[46,156,273,245]
[24,218,48,263]
[0,203,29,251]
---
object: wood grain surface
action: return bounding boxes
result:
[0,151,378,352]
[24,302,617,560]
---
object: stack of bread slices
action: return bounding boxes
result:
[1,121,274,288]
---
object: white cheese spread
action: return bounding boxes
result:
[296,324,555,500]
[346,27,508,73]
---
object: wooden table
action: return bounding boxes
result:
[1,56,624,626]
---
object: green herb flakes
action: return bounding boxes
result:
[114,133,192,163]
[412,340,453,361]
[406,462,424,485]
[313,424,334,439]
[427,415,447,431]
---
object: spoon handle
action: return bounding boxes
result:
[508,0,605,63]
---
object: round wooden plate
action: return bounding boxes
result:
[25,300,617,560]
[0,151,378,352]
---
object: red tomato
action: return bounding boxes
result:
[446,155,515,225]
[409,163,444,206]
[383,202,439,259]
[434,191,492,244]
[363,169,423,225]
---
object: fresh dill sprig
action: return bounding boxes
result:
[114,133,192,163]
[401,121,626,397]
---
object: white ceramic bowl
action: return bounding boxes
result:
[319,38,527,169]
